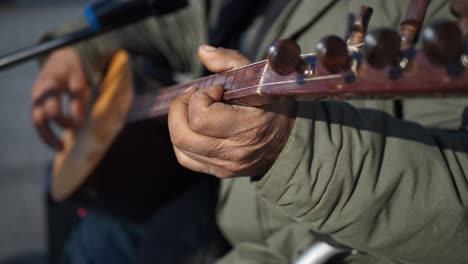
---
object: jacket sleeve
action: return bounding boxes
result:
[216,224,317,264]
[41,1,207,87]
[254,100,468,264]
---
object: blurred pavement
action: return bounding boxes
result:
[0,1,90,262]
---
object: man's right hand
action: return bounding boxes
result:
[31,47,89,151]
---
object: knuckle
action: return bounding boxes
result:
[44,102,63,121]
[175,152,190,166]
[235,148,258,164]
[232,147,252,162]
[188,109,214,133]
[169,129,187,148]
[169,95,186,113]
[189,90,207,106]
[47,111,61,121]
[173,148,194,168]
[249,126,270,145]
[213,172,229,179]
[32,78,52,99]
[32,109,45,126]
[69,79,89,93]
[189,114,207,133]
[214,146,232,160]
[32,79,62,104]
[45,99,60,113]
[220,163,240,178]
[230,49,243,58]
[168,101,177,114]
[35,76,57,90]
[205,166,217,177]
[230,147,263,174]
[228,50,250,65]
[188,113,209,134]
[68,99,83,111]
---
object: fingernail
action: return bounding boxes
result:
[201,44,217,51]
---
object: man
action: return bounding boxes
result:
[168,1,468,264]
[32,0,467,263]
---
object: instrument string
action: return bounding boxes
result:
[126,62,268,117]
[125,53,340,122]
[125,71,344,123]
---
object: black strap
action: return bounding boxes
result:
[290,0,340,41]
[209,0,266,49]
[393,100,404,119]
[461,107,468,131]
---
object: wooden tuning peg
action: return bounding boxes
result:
[451,0,468,36]
[422,21,463,66]
[347,5,374,47]
[316,35,349,73]
[363,28,401,69]
[267,39,310,76]
[400,0,430,50]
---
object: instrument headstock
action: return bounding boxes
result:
[265,1,468,98]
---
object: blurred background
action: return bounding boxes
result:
[0,1,91,263]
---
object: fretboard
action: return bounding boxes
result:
[125,59,268,123]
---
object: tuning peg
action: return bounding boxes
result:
[363,28,401,69]
[267,39,310,76]
[422,21,463,66]
[451,0,468,16]
[316,35,349,73]
[451,0,468,36]
[347,5,374,47]
[400,0,430,50]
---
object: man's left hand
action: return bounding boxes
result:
[168,45,296,178]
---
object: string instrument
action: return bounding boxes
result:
[51,0,468,202]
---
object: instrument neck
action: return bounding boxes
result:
[125,60,269,123]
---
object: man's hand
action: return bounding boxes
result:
[168,45,296,178]
[31,47,89,151]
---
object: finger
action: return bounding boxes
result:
[188,85,240,138]
[168,87,227,157]
[44,96,74,128]
[197,45,271,106]
[31,77,65,105]
[68,70,89,125]
[198,45,251,73]
[69,98,86,126]
[173,146,233,178]
[32,106,63,151]
[173,146,213,175]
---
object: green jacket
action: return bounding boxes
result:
[56,0,467,263]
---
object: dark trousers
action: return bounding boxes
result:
[58,179,230,264]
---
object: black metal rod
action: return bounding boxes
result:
[0,27,98,71]
[0,0,189,71]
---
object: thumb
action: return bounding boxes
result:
[198,45,251,73]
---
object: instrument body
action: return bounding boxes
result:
[52,51,133,201]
